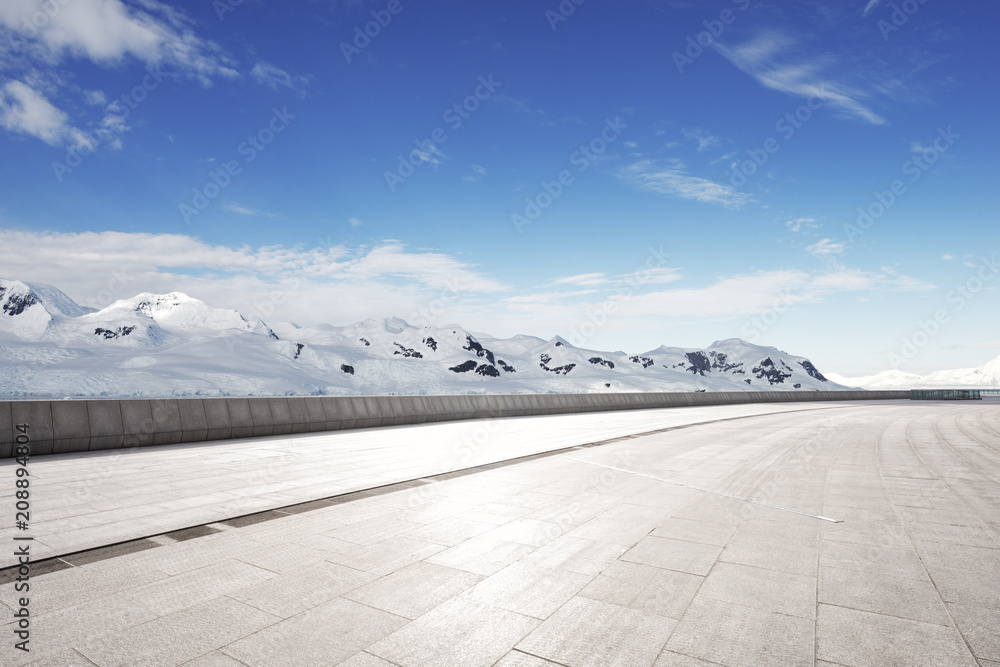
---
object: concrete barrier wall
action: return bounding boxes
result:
[0,390,910,458]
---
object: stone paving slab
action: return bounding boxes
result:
[0,399,996,666]
[0,402,847,568]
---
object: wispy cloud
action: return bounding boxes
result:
[682,128,722,152]
[491,94,554,126]
[0,0,238,82]
[0,228,509,325]
[550,273,609,287]
[786,217,819,232]
[348,217,364,228]
[862,0,883,16]
[714,31,886,125]
[0,81,76,147]
[620,158,752,208]
[462,163,487,182]
[615,266,934,319]
[250,62,310,96]
[806,238,845,256]
[223,202,278,218]
[0,0,239,149]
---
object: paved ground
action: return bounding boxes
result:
[0,402,847,568]
[1,398,998,666]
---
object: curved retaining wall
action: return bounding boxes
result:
[0,390,910,458]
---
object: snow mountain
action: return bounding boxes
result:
[828,355,1000,390]
[0,279,852,398]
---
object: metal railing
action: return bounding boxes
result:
[911,389,982,400]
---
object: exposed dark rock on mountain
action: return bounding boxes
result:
[0,278,850,397]
[1,287,36,316]
[589,357,615,369]
[95,326,136,339]
[753,357,792,384]
[709,351,744,374]
[799,360,827,382]
[630,355,654,368]
[463,335,495,364]
[475,364,500,377]
[393,343,423,358]
[685,351,711,376]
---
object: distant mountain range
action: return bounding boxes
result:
[0,278,852,398]
[828,355,1000,390]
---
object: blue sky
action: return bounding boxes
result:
[0,0,997,376]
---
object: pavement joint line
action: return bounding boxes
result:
[0,403,851,582]
[564,457,843,523]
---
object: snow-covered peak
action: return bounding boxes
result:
[0,279,855,398]
[0,278,92,338]
[831,353,1000,389]
[99,292,255,334]
[383,316,408,334]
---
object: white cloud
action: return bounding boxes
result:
[862,0,882,16]
[785,217,819,232]
[551,273,609,287]
[0,228,509,326]
[84,90,107,106]
[223,202,278,218]
[250,62,309,94]
[806,238,845,256]
[714,31,885,125]
[682,128,722,152]
[0,0,238,79]
[0,80,72,145]
[0,227,938,348]
[348,217,364,228]
[942,254,954,260]
[492,95,554,126]
[0,0,239,149]
[617,266,683,287]
[620,158,752,208]
[462,164,487,182]
[615,266,933,319]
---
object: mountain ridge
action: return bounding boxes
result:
[0,278,853,398]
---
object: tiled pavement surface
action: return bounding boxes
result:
[0,399,997,666]
[0,402,848,568]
